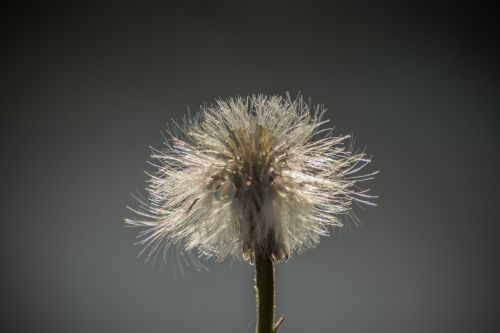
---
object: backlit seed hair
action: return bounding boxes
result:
[127,94,376,264]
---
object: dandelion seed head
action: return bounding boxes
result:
[126,94,376,264]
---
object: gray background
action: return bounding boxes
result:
[2,1,499,332]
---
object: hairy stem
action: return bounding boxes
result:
[255,255,275,333]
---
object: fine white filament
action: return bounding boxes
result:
[126,94,376,264]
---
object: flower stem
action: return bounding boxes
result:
[255,255,275,333]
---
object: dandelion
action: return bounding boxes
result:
[126,93,376,333]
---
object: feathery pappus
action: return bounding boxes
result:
[126,94,376,264]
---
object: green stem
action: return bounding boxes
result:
[255,255,275,333]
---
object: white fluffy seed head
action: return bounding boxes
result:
[126,94,376,264]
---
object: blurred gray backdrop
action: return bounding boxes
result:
[2,1,499,332]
